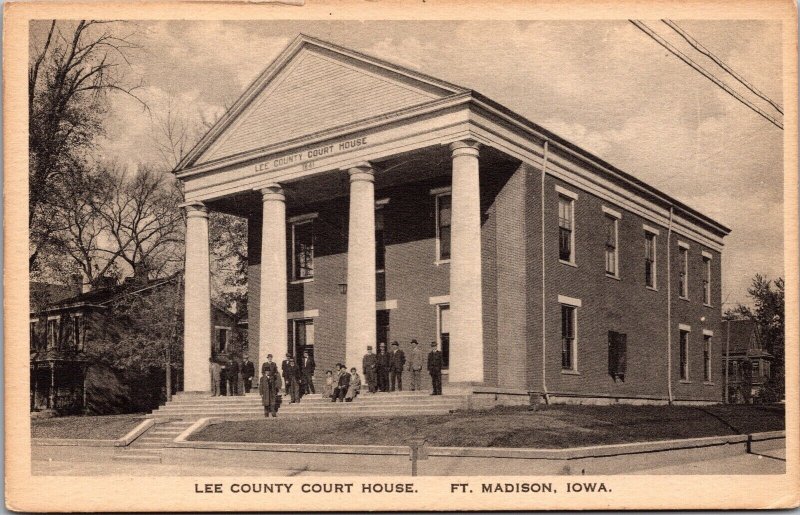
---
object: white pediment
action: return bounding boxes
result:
[189,36,466,168]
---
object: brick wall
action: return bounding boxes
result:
[529,173,722,402]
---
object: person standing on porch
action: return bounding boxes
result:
[281,353,292,395]
[389,341,406,391]
[259,354,281,417]
[241,355,255,394]
[261,354,279,376]
[285,357,301,403]
[428,341,443,395]
[209,358,221,396]
[407,339,423,391]
[362,346,377,393]
[226,356,240,396]
[301,350,315,394]
[376,344,390,392]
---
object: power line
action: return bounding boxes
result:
[662,19,783,115]
[629,20,783,130]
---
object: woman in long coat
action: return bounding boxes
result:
[259,356,281,417]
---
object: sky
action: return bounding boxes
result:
[32,19,784,308]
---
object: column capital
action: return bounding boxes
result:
[449,140,482,158]
[182,202,209,218]
[345,162,375,183]
[258,183,285,202]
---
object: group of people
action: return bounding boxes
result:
[208,355,256,396]
[362,340,444,395]
[213,340,445,418]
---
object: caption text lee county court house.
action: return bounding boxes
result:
[174,35,730,405]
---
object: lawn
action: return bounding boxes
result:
[190,404,784,449]
[31,413,147,440]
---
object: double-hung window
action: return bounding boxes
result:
[291,217,315,281]
[434,190,451,263]
[602,207,620,277]
[679,328,690,381]
[558,195,575,263]
[46,317,60,350]
[702,252,712,305]
[678,243,689,299]
[558,295,581,372]
[29,319,37,351]
[215,326,230,353]
[375,200,388,272]
[703,334,712,382]
[644,229,657,288]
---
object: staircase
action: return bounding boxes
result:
[148,391,468,421]
[113,420,195,464]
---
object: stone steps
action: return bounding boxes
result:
[147,391,467,421]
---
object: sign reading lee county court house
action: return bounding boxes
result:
[253,137,368,173]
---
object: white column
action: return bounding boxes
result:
[345,163,377,371]
[183,203,211,392]
[448,140,484,383]
[259,184,288,371]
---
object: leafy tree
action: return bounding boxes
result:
[724,274,785,402]
[85,275,184,400]
[29,20,144,270]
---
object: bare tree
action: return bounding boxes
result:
[29,20,145,270]
[92,165,184,282]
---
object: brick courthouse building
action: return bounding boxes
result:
[174,35,730,404]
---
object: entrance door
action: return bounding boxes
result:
[377,310,390,347]
[291,319,315,359]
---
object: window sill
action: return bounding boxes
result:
[703,381,715,386]
[289,278,314,285]
[434,259,450,266]
[559,259,577,268]
[679,296,690,302]
[679,380,692,384]
[646,286,658,292]
[703,303,714,308]
[376,269,386,274]
[561,369,581,376]
[605,273,621,281]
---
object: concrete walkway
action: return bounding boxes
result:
[33,441,785,476]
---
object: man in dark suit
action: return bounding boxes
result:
[427,341,443,395]
[226,356,240,396]
[376,343,390,392]
[389,341,406,392]
[241,354,255,394]
[332,363,351,402]
[259,353,281,417]
[285,357,301,403]
[362,345,377,393]
[281,353,292,395]
[300,349,316,394]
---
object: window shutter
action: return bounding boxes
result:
[608,331,627,381]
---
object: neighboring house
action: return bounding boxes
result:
[722,319,773,404]
[173,34,730,404]
[30,274,241,414]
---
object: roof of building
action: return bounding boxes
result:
[174,33,730,238]
[32,273,239,319]
[723,319,772,358]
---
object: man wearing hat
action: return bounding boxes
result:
[241,354,255,394]
[280,353,292,395]
[389,341,406,392]
[259,353,281,417]
[427,341,443,395]
[407,339,424,391]
[285,356,301,403]
[362,345,377,393]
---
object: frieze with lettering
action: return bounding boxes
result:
[253,137,368,174]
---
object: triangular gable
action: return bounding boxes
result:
[183,35,468,169]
